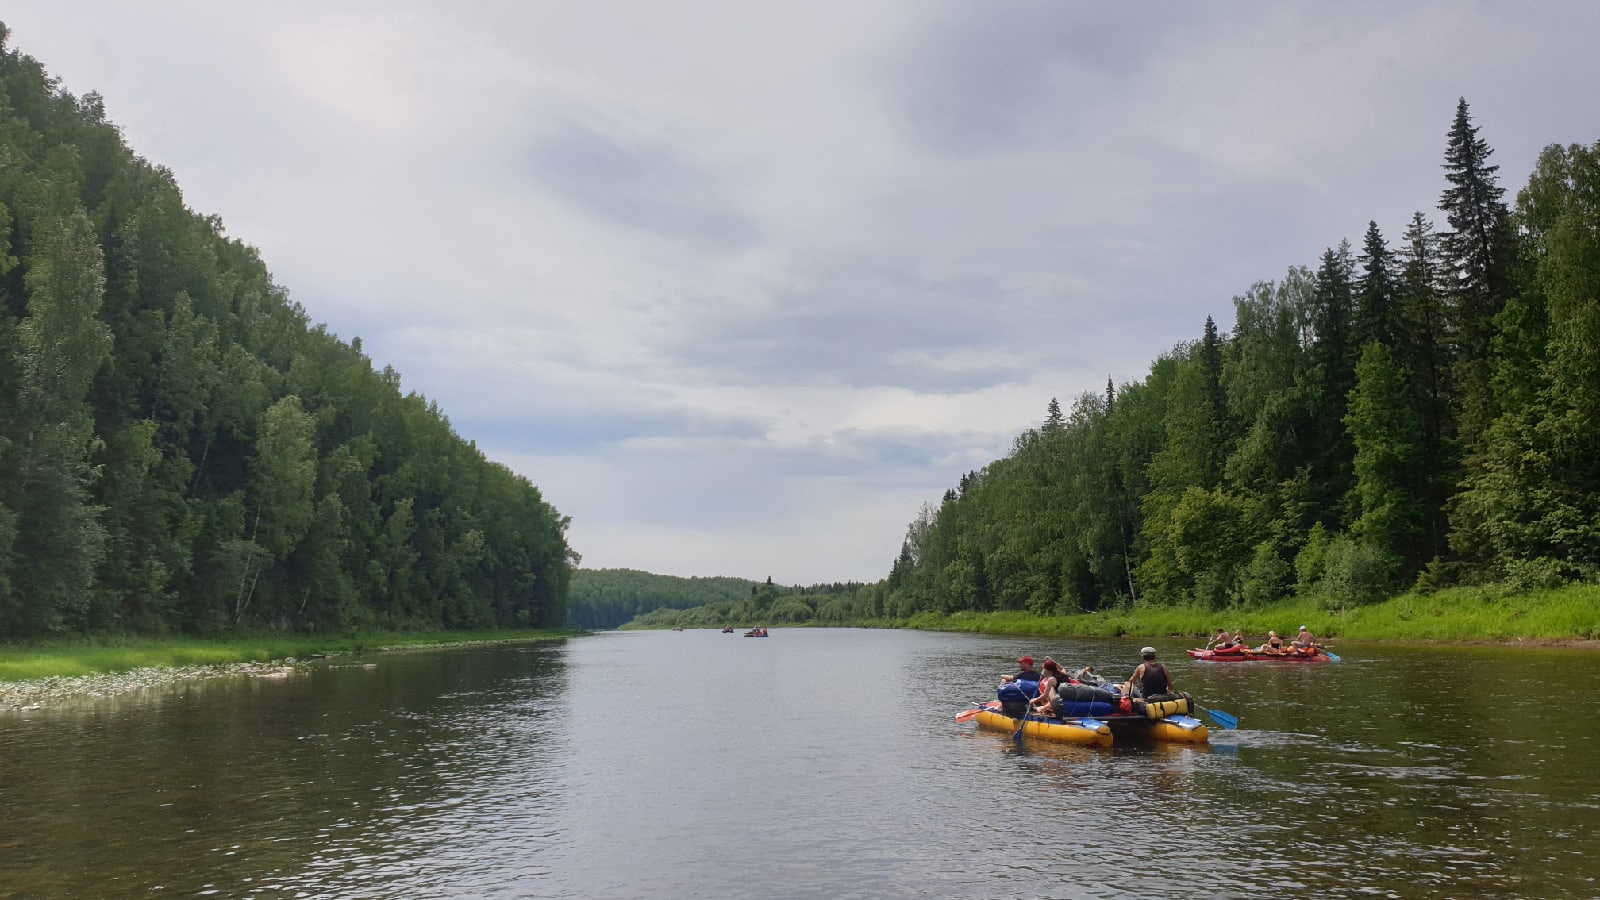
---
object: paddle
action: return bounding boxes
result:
[1012,680,1043,741]
[954,701,999,723]
[1322,648,1341,662]
[1195,705,1239,730]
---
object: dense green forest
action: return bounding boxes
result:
[627,99,1600,631]
[0,25,574,638]
[568,568,866,629]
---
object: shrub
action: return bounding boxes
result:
[1319,534,1398,609]
[1241,540,1293,605]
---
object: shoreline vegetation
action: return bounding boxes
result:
[622,582,1600,647]
[6,582,1593,709]
[900,582,1600,648]
[0,628,580,711]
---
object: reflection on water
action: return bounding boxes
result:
[2,632,1598,898]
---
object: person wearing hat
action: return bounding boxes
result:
[1124,646,1174,700]
[1001,656,1041,685]
[1292,625,1318,653]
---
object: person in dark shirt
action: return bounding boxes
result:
[1124,647,1174,700]
[1001,655,1041,684]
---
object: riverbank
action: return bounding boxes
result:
[0,628,581,711]
[903,582,1600,645]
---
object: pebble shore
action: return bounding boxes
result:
[0,660,306,712]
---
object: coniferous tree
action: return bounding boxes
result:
[1438,98,1516,450]
[1044,397,1064,431]
[1395,212,1455,562]
[1307,243,1357,523]
[1354,221,1401,349]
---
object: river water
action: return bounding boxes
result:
[2,629,1598,898]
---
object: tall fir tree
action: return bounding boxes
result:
[1438,98,1516,450]
[1354,221,1401,349]
[1396,212,1456,562]
[1308,242,1357,523]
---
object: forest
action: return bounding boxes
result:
[567,568,870,629]
[0,25,575,639]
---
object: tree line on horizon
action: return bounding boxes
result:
[568,568,867,629]
[0,25,575,638]
[844,99,1598,622]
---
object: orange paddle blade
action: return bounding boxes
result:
[955,708,981,722]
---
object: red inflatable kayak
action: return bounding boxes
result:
[1188,647,1334,662]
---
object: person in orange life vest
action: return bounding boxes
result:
[1028,658,1067,716]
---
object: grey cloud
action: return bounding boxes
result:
[654,266,1036,392]
[524,122,757,245]
[889,5,1210,154]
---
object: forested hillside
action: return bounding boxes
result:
[823,100,1598,624]
[567,568,868,628]
[0,25,574,638]
[568,569,757,628]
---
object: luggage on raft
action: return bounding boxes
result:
[1129,693,1193,719]
[1056,682,1118,702]
[1054,700,1119,717]
[997,679,1039,718]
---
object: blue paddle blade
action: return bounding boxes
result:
[1203,707,1239,730]
[1323,650,1341,662]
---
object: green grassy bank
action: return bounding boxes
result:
[904,582,1600,645]
[0,628,582,683]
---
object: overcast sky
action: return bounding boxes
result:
[6,3,1599,584]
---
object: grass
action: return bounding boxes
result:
[0,628,583,682]
[901,582,1600,645]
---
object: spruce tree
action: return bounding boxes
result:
[1438,98,1516,449]
[1354,221,1401,349]
[1396,212,1455,562]
[1308,243,1357,523]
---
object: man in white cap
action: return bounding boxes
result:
[1293,625,1318,652]
[1125,646,1174,700]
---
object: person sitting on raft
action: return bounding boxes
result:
[1257,631,1287,654]
[1028,658,1067,717]
[1125,647,1176,701]
[1292,626,1318,654]
[1001,655,1041,685]
[1205,628,1230,650]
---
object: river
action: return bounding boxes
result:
[2,628,1598,898]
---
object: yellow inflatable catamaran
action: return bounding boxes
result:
[960,697,1213,746]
